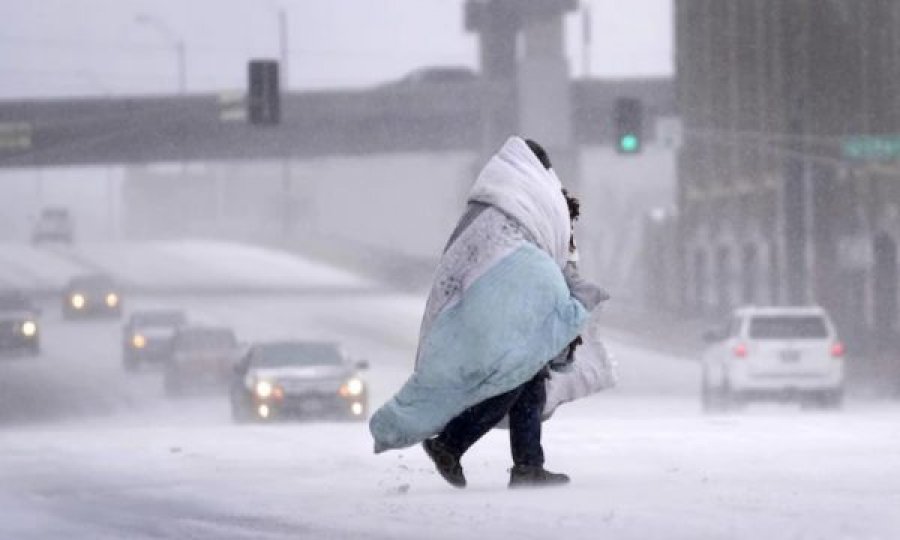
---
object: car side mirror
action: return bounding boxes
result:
[355,359,370,371]
[702,329,724,343]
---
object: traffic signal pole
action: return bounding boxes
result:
[278,8,289,91]
[277,11,292,237]
[614,97,643,154]
[783,124,810,305]
[681,125,849,307]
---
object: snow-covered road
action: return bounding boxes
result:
[1,267,899,538]
[0,240,374,293]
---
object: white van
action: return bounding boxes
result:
[701,306,845,411]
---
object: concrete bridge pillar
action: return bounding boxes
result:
[465,0,579,189]
[518,8,577,190]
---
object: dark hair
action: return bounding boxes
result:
[562,188,580,221]
[525,139,552,170]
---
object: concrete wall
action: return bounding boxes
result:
[0,143,676,303]
[0,165,123,243]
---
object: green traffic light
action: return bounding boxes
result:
[620,133,639,153]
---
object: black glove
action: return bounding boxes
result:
[549,336,583,373]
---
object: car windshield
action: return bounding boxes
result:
[71,276,114,290]
[253,343,344,368]
[177,330,236,350]
[42,209,69,221]
[748,316,829,340]
[0,292,32,311]
[132,311,185,327]
[407,68,474,84]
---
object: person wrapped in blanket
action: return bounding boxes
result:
[549,188,610,373]
[368,137,609,488]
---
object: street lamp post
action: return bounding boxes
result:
[135,13,186,94]
[278,7,289,90]
[265,3,292,236]
[581,1,592,78]
[175,40,186,94]
[263,1,289,89]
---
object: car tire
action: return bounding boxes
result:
[163,372,183,398]
[123,356,139,373]
[230,398,252,424]
[824,390,844,410]
[804,390,843,410]
[346,407,368,422]
[705,381,740,413]
[723,385,744,410]
[701,377,716,413]
[701,369,728,413]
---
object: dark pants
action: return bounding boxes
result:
[436,369,547,467]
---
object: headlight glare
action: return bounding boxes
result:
[71,293,85,309]
[106,293,119,307]
[341,377,364,397]
[132,334,146,349]
[255,380,274,398]
[21,321,37,337]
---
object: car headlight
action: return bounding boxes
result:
[106,293,119,307]
[21,321,37,337]
[340,377,364,397]
[132,334,146,349]
[255,380,274,398]
[70,293,85,309]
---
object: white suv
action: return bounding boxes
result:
[701,306,845,411]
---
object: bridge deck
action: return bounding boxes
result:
[0,79,673,167]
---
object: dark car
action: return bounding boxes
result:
[0,290,40,356]
[122,309,187,372]
[230,341,369,423]
[386,66,478,88]
[164,326,241,397]
[32,207,74,244]
[376,66,479,98]
[62,274,122,319]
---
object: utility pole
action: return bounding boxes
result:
[106,167,117,241]
[783,1,813,306]
[176,39,186,94]
[581,1,592,78]
[276,7,292,237]
[278,8,289,90]
[135,14,187,94]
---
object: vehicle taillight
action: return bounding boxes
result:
[733,343,748,358]
[831,342,845,358]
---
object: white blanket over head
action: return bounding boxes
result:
[468,137,572,269]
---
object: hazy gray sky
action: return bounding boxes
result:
[0,0,671,99]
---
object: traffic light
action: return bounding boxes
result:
[614,97,643,154]
[248,60,280,125]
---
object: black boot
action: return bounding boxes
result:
[423,438,466,488]
[508,465,570,488]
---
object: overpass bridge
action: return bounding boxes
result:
[0,79,674,168]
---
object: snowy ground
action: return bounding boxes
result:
[1,244,899,539]
[0,240,373,292]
